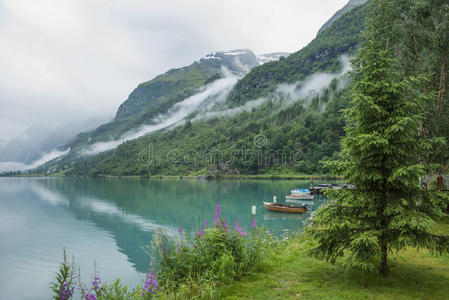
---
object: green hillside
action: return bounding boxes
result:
[67,49,260,150]
[66,84,349,176]
[226,2,368,106]
[37,0,372,177]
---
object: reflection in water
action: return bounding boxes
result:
[0,177,328,300]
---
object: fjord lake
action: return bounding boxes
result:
[0,177,326,299]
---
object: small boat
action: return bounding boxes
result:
[263,202,308,214]
[290,188,311,196]
[285,194,314,201]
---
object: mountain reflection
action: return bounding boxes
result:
[30,178,323,273]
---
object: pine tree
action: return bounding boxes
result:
[306,0,449,276]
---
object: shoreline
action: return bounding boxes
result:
[1,174,344,181]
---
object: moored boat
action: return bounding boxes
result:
[285,194,314,201]
[263,202,308,214]
[290,188,311,196]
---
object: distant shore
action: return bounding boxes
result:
[0,173,343,181]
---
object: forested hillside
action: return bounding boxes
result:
[36,0,372,177]
[226,3,368,106]
[17,0,449,178]
[66,49,260,151]
[67,85,350,176]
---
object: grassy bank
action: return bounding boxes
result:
[218,217,449,300]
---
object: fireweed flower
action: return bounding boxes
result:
[252,218,257,229]
[92,276,101,291]
[142,273,159,297]
[240,231,247,238]
[178,227,183,234]
[215,203,221,215]
[85,293,96,300]
[233,221,242,234]
[223,221,229,231]
[214,212,222,226]
[59,282,74,300]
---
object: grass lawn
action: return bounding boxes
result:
[219,217,449,300]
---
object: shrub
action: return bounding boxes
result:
[157,204,266,290]
[51,249,76,300]
[51,204,272,299]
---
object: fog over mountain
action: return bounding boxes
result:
[0,0,348,170]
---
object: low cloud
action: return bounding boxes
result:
[0,0,348,141]
[82,73,239,156]
[195,55,352,121]
[275,55,351,106]
[0,148,69,172]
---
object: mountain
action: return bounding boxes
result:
[317,0,368,35]
[29,0,372,177]
[226,2,368,107]
[115,49,260,120]
[61,49,266,157]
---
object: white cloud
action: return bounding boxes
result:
[195,55,352,120]
[82,73,239,155]
[0,0,348,140]
[0,148,69,172]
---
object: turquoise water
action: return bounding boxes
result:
[0,177,326,299]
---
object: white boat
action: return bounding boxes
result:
[286,188,314,200]
[290,188,310,196]
[286,194,314,201]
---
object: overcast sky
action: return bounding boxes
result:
[0,0,348,142]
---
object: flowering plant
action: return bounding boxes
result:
[157,203,267,289]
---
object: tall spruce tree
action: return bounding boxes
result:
[307,0,449,276]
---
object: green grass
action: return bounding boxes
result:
[431,216,449,235]
[218,221,449,299]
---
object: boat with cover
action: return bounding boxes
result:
[286,188,314,200]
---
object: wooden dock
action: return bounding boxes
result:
[310,184,354,195]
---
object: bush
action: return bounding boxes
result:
[51,204,272,299]
[157,204,266,290]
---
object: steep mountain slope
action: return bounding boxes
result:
[115,49,260,120]
[66,85,351,176]
[35,0,372,176]
[226,2,369,106]
[65,50,261,153]
[317,0,368,35]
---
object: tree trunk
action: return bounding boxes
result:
[380,239,388,277]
